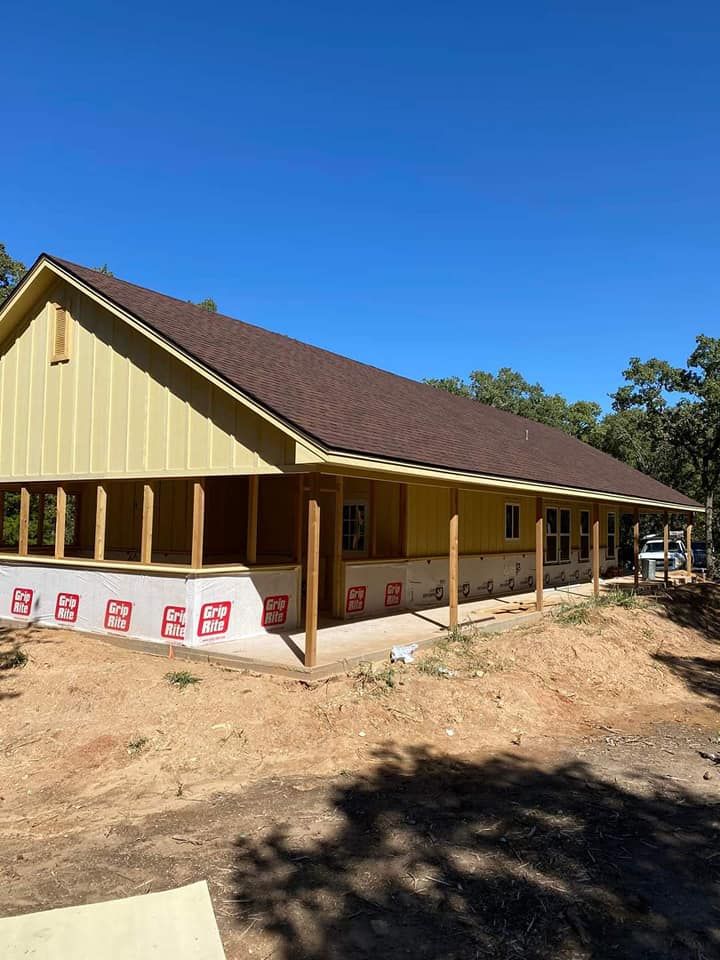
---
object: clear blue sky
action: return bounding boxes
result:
[4,2,719,408]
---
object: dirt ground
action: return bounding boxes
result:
[2,585,720,958]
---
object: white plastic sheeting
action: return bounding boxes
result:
[0,561,300,647]
[343,551,610,618]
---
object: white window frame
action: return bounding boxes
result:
[546,506,571,564]
[607,511,617,560]
[342,500,368,555]
[504,502,520,542]
[579,509,590,561]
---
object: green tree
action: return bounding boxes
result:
[194,297,217,313]
[95,264,114,276]
[0,243,26,306]
[612,335,720,576]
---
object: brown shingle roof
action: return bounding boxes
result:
[46,254,698,508]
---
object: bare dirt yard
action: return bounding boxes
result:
[2,585,720,959]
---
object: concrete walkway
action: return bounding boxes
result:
[170,581,600,678]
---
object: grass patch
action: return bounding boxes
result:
[554,590,643,627]
[416,625,501,679]
[354,661,396,694]
[127,735,149,756]
[0,647,28,670]
[166,670,201,689]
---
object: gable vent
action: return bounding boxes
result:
[51,304,70,362]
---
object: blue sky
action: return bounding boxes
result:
[4,1,719,408]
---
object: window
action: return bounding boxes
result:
[342,501,367,553]
[559,508,571,562]
[51,303,70,363]
[607,512,616,559]
[546,507,571,563]
[579,510,590,561]
[505,503,520,541]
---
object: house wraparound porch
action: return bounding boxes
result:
[0,471,697,668]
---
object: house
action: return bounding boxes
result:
[0,254,701,667]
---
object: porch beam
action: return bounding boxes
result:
[663,511,670,587]
[305,473,321,668]
[94,483,107,561]
[19,487,30,556]
[191,479,205,568]
[591,503,600,598]
[686,512,693,576]
[55,485,67,559]
[633,506,640,588]
[140,482,156,565]
[448,487,459,630]
[247,475,259,565]
[535,497,544,611]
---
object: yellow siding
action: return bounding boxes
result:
[375,481,400,557]
[0,278,303,481]
[407,485,449,556]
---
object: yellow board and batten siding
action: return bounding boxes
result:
[0,279,302,482]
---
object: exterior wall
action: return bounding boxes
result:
[0,278,301,481]
[0,559,300,645]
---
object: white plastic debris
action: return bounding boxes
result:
[446,728,455,737]
[390,643,419,664]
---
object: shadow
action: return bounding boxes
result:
[0,623,62,700]
[233,746,720,959]
[655,582,720,642]
[653,653,720,701]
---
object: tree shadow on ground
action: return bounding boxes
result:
[0,624,60,700]
[653,653,720,702]
[233,746,720,960]
[655,582,720,642]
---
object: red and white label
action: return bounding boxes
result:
[104,599,133,633]
[11,588,33,618]
[346,585,367,614]
[55,592,80,624]
[197,601,231,638]
[161,605,186,641]
[384,581,403,607]
[262,595,289,628]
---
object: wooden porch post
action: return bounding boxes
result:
[191,479,205,568]
[633,506,640,588]
[247,475,259,565]
[294,474,304,564]
[448,487,459,630]
[140,482,155,565]
[18,487,30,556]
[94,483,107,561]
[305,473,321,668]
[399,483,409,557]
[54,485,67,559]
[535,497,544,611]
[333,475,344,618]
[591,503,600,598]
[663,511,670,587]
[686,512,693,576]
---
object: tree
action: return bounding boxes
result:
[612,336,720,577]
[95,264,114,276]
[0,243,26,306]
[194,297,217,313]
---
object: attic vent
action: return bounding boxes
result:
[51,304,70,362]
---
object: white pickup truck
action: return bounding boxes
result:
[639,536,687,572]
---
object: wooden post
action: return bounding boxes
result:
[18,487,30,556]
[246,475,259,565]
[191,479,205,568]
[399,483,409,558]
[535,497,544,611]
[592,503,600,598]
[633,506,640,588]
[36,493,45,547]
[686,512,693,576]
[295,474,304,564]
[663,510,670,587]
[305,473,321,668]
[369,480,377,559]
[140,482,155,565]
[448,487,459,629]
[55,485,67,559]
[94,483,107,561]
[333,476,344,617]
